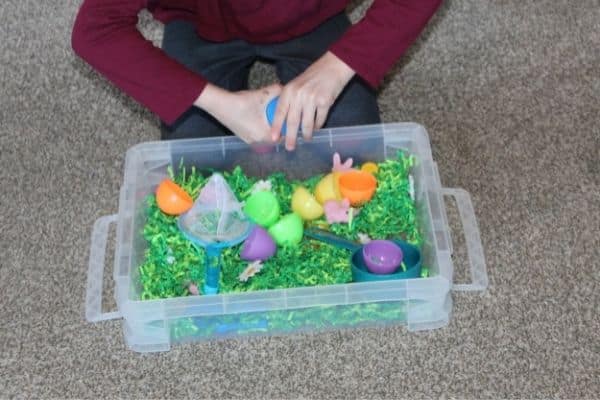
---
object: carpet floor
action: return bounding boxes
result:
[1,0,598,398]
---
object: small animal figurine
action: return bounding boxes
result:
[188,283,200,296]
[332,152,353,172]
[323,199,360,224]
[250,179,272,194]
[357,233,372,244]
[239,260,264,282]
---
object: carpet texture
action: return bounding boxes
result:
[1,0,599,398]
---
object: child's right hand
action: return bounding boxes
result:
[194,83,282,145]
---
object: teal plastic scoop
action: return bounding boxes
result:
[304,228,422,282]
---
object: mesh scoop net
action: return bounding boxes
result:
[178,173,250,246]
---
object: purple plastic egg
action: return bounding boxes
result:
[240,226,277,261]
[362,240,403,274]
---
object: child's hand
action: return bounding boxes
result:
[270,51,355,151]
[195,83,282,145]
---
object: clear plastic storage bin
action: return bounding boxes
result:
[86,123,488,353]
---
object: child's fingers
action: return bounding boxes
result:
[270,95,289,141]
[315,106,328,130]
[301,105,316,142]
[285,103,302,151]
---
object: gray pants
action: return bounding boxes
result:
[160,13,380,140]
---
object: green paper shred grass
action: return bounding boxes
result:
[328,154,421,243]
[139,152,422,300]
[169,300,416,341]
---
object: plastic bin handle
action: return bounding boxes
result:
[86,214,122,322]
[442,188,489,291]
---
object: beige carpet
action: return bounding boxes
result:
[1,0,599,398]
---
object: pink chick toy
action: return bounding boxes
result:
[332,152,353,172]
[323,199,360,224]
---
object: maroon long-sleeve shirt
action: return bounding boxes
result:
[72,0,442,124]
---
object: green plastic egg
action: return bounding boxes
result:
[268,213,304,246]
[243,191,280,228]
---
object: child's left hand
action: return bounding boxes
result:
[270,51,355,151]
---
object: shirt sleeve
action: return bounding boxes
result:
[328,0,443,88]
[71,0,207,124]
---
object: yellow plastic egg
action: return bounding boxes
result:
[314,172,342,205]
[291,187,324,220]
[361,162,379,174]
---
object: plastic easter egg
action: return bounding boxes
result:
[155,179,193,216]
[338,170,377,206]
[266,96,287,136]
[240,226,277,261]
[350,240,422,283]
[291,187,324,220]
[361,162,379,174]
[243,191,280,228]
[268,213,304,246]
[362,240,403,274]
[314,172,342,205]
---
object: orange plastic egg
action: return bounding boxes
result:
[338,170,377,206]
[156,179,193,215]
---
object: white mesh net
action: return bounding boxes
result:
[178,173,249,244]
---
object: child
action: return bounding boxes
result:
[72,0,442,150]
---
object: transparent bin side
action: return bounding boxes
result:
[122,277,451,352]
[125,299,451,352]
[113,123,454,351]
